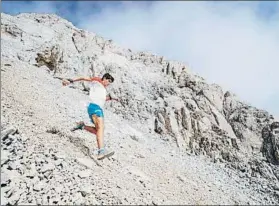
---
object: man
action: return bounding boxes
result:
[62,73,118,160]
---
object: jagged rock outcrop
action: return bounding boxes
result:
[1,12,279,205]
[262,122,279,164]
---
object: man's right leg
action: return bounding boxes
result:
[72,121,97,135]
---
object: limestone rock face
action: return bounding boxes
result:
[262,122,279,164]
[1,12,278,205]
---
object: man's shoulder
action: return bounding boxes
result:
[90,77,102,82]
[90,77,106,88]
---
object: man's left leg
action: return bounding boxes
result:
[91,115,114,160]
[92,114,105,150]
[84,125,97,134]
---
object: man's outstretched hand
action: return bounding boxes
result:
[107,95,124,106]
[62,79,73,86]
[111,97,120,101]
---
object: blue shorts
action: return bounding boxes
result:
[87,103,104,124]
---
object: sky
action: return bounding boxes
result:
[1,1,279,118]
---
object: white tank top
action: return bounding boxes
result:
[89,81,107,109]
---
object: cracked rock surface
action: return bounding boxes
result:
[1,12,278,205]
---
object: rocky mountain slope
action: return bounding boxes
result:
[1,12,279,205]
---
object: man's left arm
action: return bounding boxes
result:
[106,94,119,101]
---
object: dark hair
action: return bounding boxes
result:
[102,73,114,83]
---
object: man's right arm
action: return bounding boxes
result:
[72,77,92,82]
[62,77,92,86]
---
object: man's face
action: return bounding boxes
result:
[103,78,112,87]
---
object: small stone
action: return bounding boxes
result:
[40,163,55,173]
[1,150,10,166]
[25,163,37,178]
[78,185,92,197]
[33,181,44,192]
[1,173,10,187]
[54,185,64,194]
[56,153,66,159]
[35,157,45,165]
[35,197,43,205]
[1,127,17,141]
[1,190,8,205]
[21,134,29,142]
[44,170,53,179]
[8,160,21,170]
[72,192,84,205]
[8,190,22,205]
[78,169,92,179]
[75,158,95,169]
[54,159,63,166]
[6,170,21,181]
[42,194,49,205]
